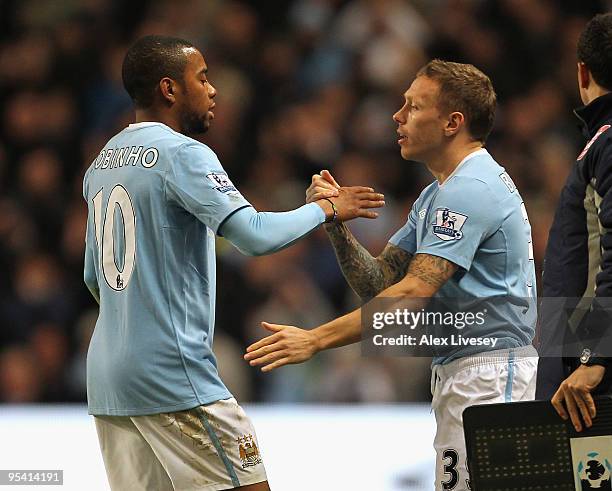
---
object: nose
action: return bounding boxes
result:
[393,108,406,124]
[393,109,404,124]
[208,82,217,98]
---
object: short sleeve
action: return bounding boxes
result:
[389,204,418,254]
[165,142,252,233]
[417,178,501,271]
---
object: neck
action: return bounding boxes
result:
[587,88,610,105]
[584,77,610,105]
[426,141,483,184]
[135,107,181,133]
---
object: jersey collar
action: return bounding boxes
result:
[438,148,488,187]
[126,122,166,130]
[574,92,612,138]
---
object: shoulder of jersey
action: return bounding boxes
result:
[119,123,216,157]
[441,173,507,210]
[416,179,439,202]
[450,155,505,190]
[157,125,216,154]
[135,125,220,168]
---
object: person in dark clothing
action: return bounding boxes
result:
[537,13,612,432]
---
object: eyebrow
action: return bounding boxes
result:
[198,67,208,76]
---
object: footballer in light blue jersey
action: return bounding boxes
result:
[84,41,383,418]
[389,148,536,364]
[85,35,385,491]
[245,61,538,491]
[84,122,250,415]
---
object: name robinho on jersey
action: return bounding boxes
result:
[93,146,160,170]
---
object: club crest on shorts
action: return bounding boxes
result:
[432,208,467,241]
[237,434,262,468]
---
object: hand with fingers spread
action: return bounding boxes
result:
[551,364,606,431]
[306,169,341,203]
[243,322,319,372]
[320,186,385,222]
[307,169,384,222]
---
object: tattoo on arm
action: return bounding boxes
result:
[405,253,457,291]
[325,223,413,300]
[378,242,413,286]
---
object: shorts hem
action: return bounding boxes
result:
[88,391,233,416]
[192,474,267,491]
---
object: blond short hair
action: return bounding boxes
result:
[417,59,497,143]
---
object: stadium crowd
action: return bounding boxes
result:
[0,0,607,404]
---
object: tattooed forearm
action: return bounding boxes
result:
[406,253,457,291]
[325,222,413,300]
[325,223,381,299]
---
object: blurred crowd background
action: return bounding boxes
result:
[0,0,608,405]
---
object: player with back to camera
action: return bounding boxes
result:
[538,13,612,433]
[245,60,539,491]
[82,35,384,491]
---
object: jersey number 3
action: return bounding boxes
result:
[92,185,136,291]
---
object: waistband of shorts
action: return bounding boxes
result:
[433,344,538,379]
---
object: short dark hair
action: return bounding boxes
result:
[417,59,497,144]
[122,35,195,108]
[577,13,612,91]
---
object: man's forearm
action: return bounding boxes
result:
[221,204,324,256]
[245,254,456,372]
[325,222,388,299]
[311,273,430,352]
[325,222,412,300]
[312,308,362,351]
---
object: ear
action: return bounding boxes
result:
[445,111,465,137]
[159,77,177,104]
[577,62,590,90]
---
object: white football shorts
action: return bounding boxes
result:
[94,397,267,490]
[431,345,538,491]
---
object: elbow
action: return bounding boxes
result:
[237,241,275,257]
[242,248,262,257]
[393,277,436,298]
[395,286,422,297]
[252,244,278,256]
[84,274,96,291]
[359,289,379,303]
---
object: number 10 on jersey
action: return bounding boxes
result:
[92,185,136,291]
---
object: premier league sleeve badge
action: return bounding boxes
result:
[432,207,468,241]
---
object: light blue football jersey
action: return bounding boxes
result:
[389,149,536,364]
[83,122,252,416]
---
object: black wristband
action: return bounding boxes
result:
[580,348,610,368]
[586,356,610,368]
[322,198,338,223]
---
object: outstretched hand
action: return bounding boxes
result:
[244,322,319,372]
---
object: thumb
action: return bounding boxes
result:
[321,169,340,188]
[261,321,283,333]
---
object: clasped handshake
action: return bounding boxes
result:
[242,169,384,372]
[307,169,385,222]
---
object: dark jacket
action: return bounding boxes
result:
[536,92,612,399]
